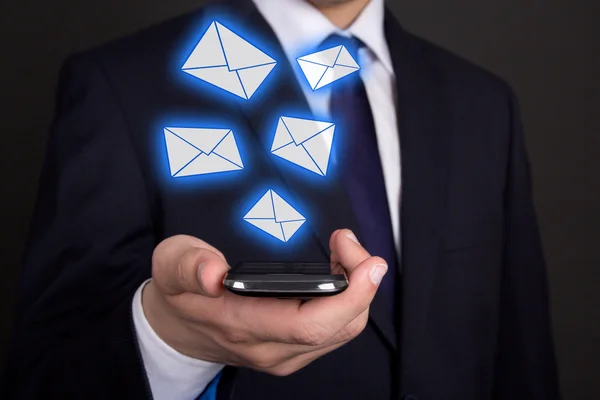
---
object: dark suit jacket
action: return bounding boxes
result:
[3,0,560,399]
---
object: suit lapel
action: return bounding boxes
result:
[225,0,397,350]
[384,10,453,365]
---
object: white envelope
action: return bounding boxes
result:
[270,116,335,176]
[181,21,277,99]
[163,127,244,177]
[243,189,306,242]
[297,45,360,90]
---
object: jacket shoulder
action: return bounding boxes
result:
[63,2,245,73]
[407,32,513,97]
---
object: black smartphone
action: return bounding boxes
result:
[223,262,348,298]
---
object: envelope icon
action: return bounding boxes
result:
[271,116,335,176]
[163,127,244,177]
[297,45,360,90]
[182,21,277,99]
[243,189,306,242]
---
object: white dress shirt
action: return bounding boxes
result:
[132,0,401,398]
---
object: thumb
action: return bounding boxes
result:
[299,230,387,327]
[152,235,230,297]
[330,229,387,284]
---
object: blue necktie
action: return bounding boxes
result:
[327,35,398,313]
[196,370,221,400]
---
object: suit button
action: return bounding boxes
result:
[403,395,418,400]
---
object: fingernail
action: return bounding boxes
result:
[345,230,360,245]
[197,264,205,290]
[369,264,388,285]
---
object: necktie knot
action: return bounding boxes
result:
[320,33,363,60]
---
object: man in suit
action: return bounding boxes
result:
[4,0,560,399]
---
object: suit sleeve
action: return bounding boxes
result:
[492,87,561,399]
[4,55,155,399]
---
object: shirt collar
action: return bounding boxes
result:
[251,0,394,75]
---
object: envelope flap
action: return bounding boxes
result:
[297,46,341,68]
[297,59,329,90]
[281,117,335,145]
[182,22,227,70]
[212,130,244,168]
[271,119,294,151]
[163,129,202,176]
[237,63,277,99]
[216,22,276,71]
[166,127,231,154]
[335,46,360,68]
[272,190,305,223]
[243,190,275,219]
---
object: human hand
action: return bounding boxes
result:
[142,230,387,376]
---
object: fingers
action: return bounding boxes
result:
[297,229,387,338]
[330,229,371,276]
[235,311,368,375]
[243,339,349,376]
[152,231,382,357]
[171,247,230,297]
[222,295,304,343]
[244,230,385,346]
[152,235,230,297]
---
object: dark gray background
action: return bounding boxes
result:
[0,0,598,398]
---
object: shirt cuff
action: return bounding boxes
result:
[132,279,225,400]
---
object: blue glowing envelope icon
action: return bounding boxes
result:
[164,127,244,177]
[243,189,306,242]
[182,21,277,99]
[297,45,360,90]
[271,116,335,176]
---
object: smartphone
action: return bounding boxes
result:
[223,262,348,298]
